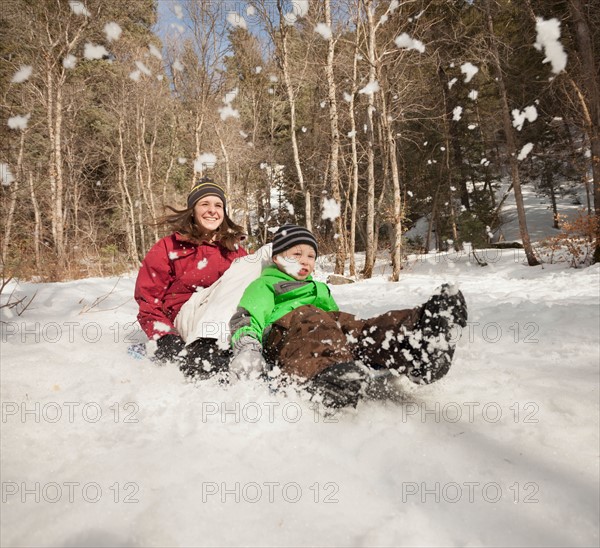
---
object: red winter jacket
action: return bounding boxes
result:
[134,232,247,339]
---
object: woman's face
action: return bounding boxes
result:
[193,195,224,233]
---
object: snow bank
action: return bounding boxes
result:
[1,247,598,547]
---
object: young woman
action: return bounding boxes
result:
[134,178,247,376]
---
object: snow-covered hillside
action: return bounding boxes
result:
[405,177,591,249]
[1,248,598,547]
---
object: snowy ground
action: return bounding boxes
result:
[405,177,591,249]
[1,247,599,547]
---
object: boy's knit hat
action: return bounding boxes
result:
[187,177,227,211]
[272,225,318,257]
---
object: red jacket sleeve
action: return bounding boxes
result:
[134,238,178,340]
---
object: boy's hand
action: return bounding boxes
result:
[230,335,266,380]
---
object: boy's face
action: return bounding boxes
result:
[274,244,316,281]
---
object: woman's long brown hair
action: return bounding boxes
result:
[158,205,246,251]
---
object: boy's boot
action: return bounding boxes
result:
[402,284,467,384]
[180,338,231,379]
[307,362,368,408]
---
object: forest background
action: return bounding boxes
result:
[1,0,598,282]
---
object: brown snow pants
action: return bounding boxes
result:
[263,305,421,379]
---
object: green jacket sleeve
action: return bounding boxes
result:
[229,277,276,345]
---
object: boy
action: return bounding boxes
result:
[229,225,467,407]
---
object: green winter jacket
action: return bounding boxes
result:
[230,265,338,345]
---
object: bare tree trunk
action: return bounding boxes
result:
[118,116,138,261]
[439,78,460,251]
[425,194,438,252]
[2,132,25,267]
[324,0,346,274]
[134,108,147,254]
[280,30,312,229]
[194,110,205,170]
[374,121,388,258]
[569,0,600,262]
[485,0,539,265]
[141,100,159,243]
[378,77,403,281]
[448,187,459,249]
[46,67,59,258]
[362,0,377,278]
[29,172,42,271]
[348,22,361,278]
[217,130,232,198]
[162,115,178,207]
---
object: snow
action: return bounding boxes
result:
[2,244,598,547]
[68,1,90,17]
[448,77,457,89]
[83,43,108,60]
[11,65,32,83]
[227,12,247,30]
[135,61,151,76]
[534,17,567,74]
[129,70,141,82]
[314,23,332,40]
[218,105,240,121]
[517,142,534,161]
[394,33,425,53]
[104,22,122,42]
[62,55,77,69]
[460,62,479,83]
[223,88,239,104]
[283,0,310,25]
[172,59,184,72]
[194,153,217,173]
[274,257,303,278]
[452,106,463,121]
[282,12,296,25]
[468,89,479,100]
[219,89,240,121]
[7,114,30,130]
[512,106,538,131]
[148,44,162,60]
[1,110,599,545]
[1,162,15,185]
[293,0,310,18]
[358,80,380,95]
[321,198,341,221]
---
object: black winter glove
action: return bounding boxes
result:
[154,334,187,364]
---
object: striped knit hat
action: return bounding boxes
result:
[272,224,318,257]
[187,178,227,211]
